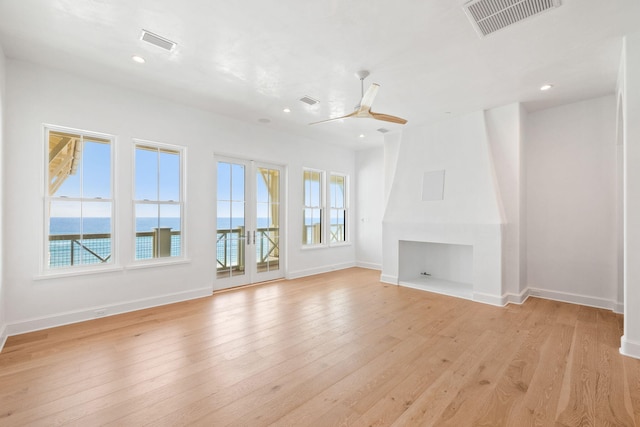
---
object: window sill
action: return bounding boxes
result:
[126,258,192,270]
[35,265,124,280]
[329,242,352,248]
[301,244,327,251]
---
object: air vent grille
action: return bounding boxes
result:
[377,128,390,134]
[140,29,176,51]
[463,0,561,37]
[299,96,320,106]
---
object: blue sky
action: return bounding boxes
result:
[51,141,181,218]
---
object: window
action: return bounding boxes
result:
[303,169,323,245]
[329,173,348,244]
[46,127,114,269]
[134,141,184,260]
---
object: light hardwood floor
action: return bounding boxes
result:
[1,267,639,426]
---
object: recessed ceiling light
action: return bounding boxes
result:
[359,134,365,138]
[283,108,291,113]
[132,55,145,64]
[540,84,553,91]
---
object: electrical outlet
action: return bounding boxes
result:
[94,309,107,317]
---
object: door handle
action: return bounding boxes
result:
[252,230,256,245]
[246,230,250,245]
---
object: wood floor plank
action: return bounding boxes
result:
[0,268,638,426]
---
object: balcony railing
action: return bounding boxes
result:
[48,227,280,271]
[216,227,279,273]
[48,230,181,267]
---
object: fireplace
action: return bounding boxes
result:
[398,240,474,300]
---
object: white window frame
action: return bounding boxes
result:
[43,124,116,273]
[302,167,325,248]
[328,172,349,246]
[132,139,186,265]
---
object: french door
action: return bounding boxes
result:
[215,156,284,290]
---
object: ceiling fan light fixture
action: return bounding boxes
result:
[309,71,407,126]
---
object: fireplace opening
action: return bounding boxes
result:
[398,240,474,299]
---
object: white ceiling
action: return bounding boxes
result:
[0,0,637,149]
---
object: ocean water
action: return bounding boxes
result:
[48,216,342,268]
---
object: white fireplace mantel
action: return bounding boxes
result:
[381,221,505,306]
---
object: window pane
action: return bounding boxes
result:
[159,149,180,201]
[330,209,346,243]
[303,207,322,245]
[48,200,81,268]
[80,201,112,265]
[217,201,232,231]
[135,146,158,201]
[83,140,111,199]
[160,204,181,257]
[309,172,320,207]
[231,201,245,230]
[330,175,345,209]
[217,162,231,201]
[256,169,269,204]
[48,131,81,198]
[231,164,245,201]
[135,203,159,260]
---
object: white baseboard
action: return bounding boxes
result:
[503,288,530,305]
[0,322,7,353]
[614,302,624,314]
[527,287,617,311]
[472,291,506,307]
[380,274,398,285]
[355,261,382,271]
[286,262,356,280]
[5,286,212,338]
[620,335,640,360]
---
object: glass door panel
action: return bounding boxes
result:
[256,167,280,275]
[216,160,246,281]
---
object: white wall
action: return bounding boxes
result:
[484,103,526,297]
[621,32,640,359]
[526,95,618,309]
[0,43,6,348]
[355,146,384,269]
[3,59,355,336]
[383,112,502,226]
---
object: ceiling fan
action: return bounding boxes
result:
[309,70,408,126]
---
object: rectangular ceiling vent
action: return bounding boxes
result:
[140,29,177,51]
[463,0,561,37]
[299,96,320,106]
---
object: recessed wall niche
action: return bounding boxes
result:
[398,240,473,300]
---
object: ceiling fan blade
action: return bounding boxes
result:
[309,110,357,125]
[358,83,380,112]
[370,111,408,125]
